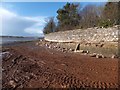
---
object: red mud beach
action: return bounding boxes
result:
[2,41,119,88]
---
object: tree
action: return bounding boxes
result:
[43,17,56,34]
[102,2,118,25]
[56,2,81,31]
[97,2,119,28]
[117,1,120,25]
[80,5,100,28]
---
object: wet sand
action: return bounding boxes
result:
[2,41,119,88]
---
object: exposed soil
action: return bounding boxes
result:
[2,41,119,89]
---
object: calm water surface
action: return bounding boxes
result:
[0,36,40,45]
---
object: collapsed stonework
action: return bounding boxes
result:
[45,26,119,43]
[43,26,119,58]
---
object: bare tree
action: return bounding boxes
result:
[80,5,100,28]
[103,2,118,25]
[43,17,56,34]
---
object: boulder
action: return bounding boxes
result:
[90,53,97,57]
[74,50,83,53]
[84,50,89,54]
[69,48,74,51]
[75,43,80,51]
[79,50,84,53]
[96,54,103,58]
[111,55,118,58]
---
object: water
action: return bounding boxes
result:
[0,36,41,45]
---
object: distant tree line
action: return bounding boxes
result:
[43,2,119,34]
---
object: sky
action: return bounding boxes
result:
[0,2,106,37]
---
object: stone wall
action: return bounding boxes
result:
[45,26,119,43]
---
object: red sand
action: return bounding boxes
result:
[2,41,119,88]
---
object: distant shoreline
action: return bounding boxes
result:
[0,36,44,38]
[1,40,40,47]
[1,36,44,46]
[0,36,25,38]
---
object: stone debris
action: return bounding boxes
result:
[36,36,118,58]
[36,40,118,58]
[101,55,106,58]
[36,42,39,45]
[78,50,84,53]
[2,45,118,88]
[111,55,118,59]
[42,26,119,58]
[69,48,74,51]
[9,80,17,88]
[96,54,103,58]
[74,50,89,55]
[90,53,97,57]
[45,26,119,43]
[84,50,89,54]
[75,43,80,51]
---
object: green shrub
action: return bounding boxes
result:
[98,19,113,28]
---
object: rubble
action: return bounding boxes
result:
[111,55,118,59]
[45,26,119,43]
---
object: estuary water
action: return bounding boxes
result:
[0,36,41,45]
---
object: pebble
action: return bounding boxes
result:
[84,53,87,55]
[69,48,74,51]
[79,50,84,53]
[9,80,17,88]
[35,42,39,45]
[85,50,89,54]
[90,53,97,57]
[96,54,103,58]
[111,55,117,58]
[74,50,89,54]
[69,48,72,51]
[2,68,5,72]
[48,45,52,48]
[40,39,43,41]
[101,55,104,58]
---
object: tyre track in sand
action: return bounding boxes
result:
[2,47,118,89]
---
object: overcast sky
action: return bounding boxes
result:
[1,2,106,37]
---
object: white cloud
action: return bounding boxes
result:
[0,8,46,37]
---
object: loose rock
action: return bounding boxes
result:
[90,53,97,57]
[9,80,17,88]
[111,55,117,59]
[96,54,103,58]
